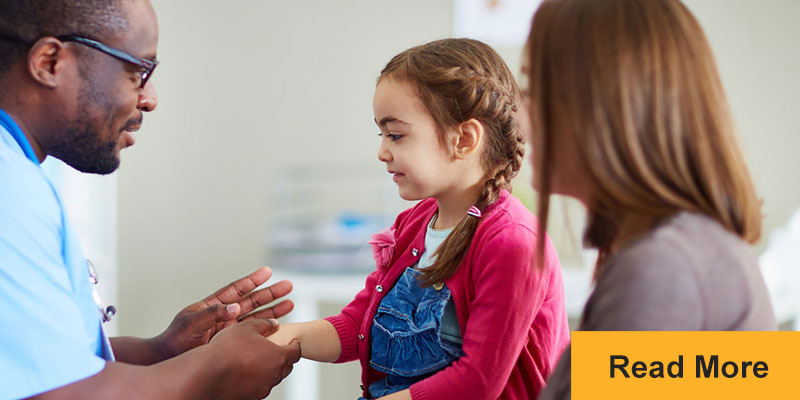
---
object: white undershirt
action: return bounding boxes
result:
[416,213,453,269]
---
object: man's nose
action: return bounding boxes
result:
[138,80,158,112]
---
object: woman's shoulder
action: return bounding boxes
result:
[614,212,756,271]
[604,212,760,289]
[587,212,774,330]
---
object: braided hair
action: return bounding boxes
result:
[380,38,525,286]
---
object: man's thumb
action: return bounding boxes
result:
[248,318,280,336]
[204,303,240,325]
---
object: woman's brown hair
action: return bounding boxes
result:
[526,0,762,268]
[380,38,525,285]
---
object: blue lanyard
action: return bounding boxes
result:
[0,108,39,164]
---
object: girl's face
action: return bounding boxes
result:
[373,78,465,201]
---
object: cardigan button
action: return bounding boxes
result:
[412,248,419,256]
[358,334,365,341]
[376,284,383,293]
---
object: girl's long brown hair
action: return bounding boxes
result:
[526,0,762,268]
[380,38,525,285]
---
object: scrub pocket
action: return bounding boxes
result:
[366,267,463,398]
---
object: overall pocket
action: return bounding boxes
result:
[370,267,461,377]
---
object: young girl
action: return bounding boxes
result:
[268,38,570,399]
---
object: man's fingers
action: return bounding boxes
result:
[284,339,301,364]
[189,303,240,330]
[239,299,295,321]
[278,341,300,380]
[239,318,281,337]
[202,267,274,306]
[236,280,293,315]
[281,363,294,381]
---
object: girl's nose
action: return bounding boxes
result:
[377,141,392,163]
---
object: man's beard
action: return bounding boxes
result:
[49,109,122,174]
[49,77,140,175]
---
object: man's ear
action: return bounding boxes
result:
[27,37,69,88]
[453,118,484,160]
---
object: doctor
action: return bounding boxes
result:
[0,0,300,399]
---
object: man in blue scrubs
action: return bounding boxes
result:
[0,1,301,399]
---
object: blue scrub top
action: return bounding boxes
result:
[0,109,113,399]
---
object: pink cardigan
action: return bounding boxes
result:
[325,190,570,399]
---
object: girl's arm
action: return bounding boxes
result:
[266,319,341,362]
[378,389,411,399]
[274,264,387,364]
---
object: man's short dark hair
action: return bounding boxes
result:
[0,0,128,76]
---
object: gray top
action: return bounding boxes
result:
[538,212,776,400]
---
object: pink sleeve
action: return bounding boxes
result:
[325,268,381,363]
[409,224,549,400]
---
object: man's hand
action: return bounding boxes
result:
[43,319,302,400]
[207,319,302,399]
[152,266,294,361]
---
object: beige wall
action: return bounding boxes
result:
[116,1,799,399]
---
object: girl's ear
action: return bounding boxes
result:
[453,118,484,159]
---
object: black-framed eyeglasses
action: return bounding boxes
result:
[1,32,158,89]
[57,35,158,89]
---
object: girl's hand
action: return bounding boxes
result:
[207,319,301,398]
[266,324,297,346]
[266,320,342,362]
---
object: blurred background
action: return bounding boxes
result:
[44,0,799,399]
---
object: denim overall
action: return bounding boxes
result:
[360,218,464,399]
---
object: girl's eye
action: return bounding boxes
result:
[378,132,402,142]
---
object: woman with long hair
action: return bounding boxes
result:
[520,0,777,397]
